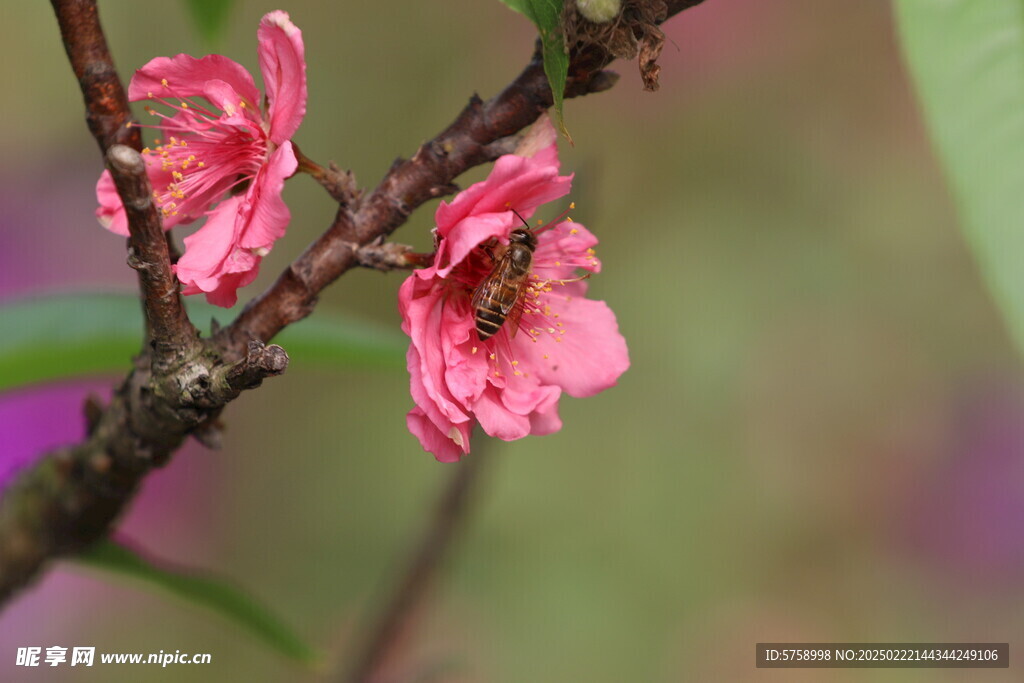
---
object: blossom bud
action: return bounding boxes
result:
[576,0,621,24]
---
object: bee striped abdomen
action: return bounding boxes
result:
[471,227,538,342]
[475,280,522,340]
[474,307,505,340]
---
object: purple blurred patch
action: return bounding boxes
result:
[0,154,225,638]
[0,155,131,492]
[0,379,222,551]
[902,381,1024,583]
[0,156,131,299]
[0,381,109,494]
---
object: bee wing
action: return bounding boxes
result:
[470,269,499,311]
[505,287,528,338]
[471,252,518,313]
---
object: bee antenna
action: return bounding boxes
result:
[510,208,531,230]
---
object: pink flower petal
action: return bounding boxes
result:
[238,142,297,250]
[176,197,244,277]
[515,294,630,398]
[499,379,561,418]
[174,196,261,307]
[96,13,309,309]
[407,407,470,463]
[185,265,261,308]
[258,11,307,144]
[398,111,629,460]
[95,170,128,236]
[434,154,571,237]
[129,54,259,110]
[407,340,469,439]
[512,114,558,161]
[440,296,489,405]
[201,80,264,123]
[532,220,602,278]
[529,401,563,436]
[434,212,511,278]
[95,157,187,236]
[472,387,531,441]
[401,277,473,428]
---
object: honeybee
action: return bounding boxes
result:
[471,213,538,341]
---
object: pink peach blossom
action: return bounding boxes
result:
[95,10,306,307]
[399,116,630,462]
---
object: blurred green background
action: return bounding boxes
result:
[3,0,1024,681]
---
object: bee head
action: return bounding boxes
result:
[509,228,538,250]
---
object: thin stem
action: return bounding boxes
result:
[345,448,490,683]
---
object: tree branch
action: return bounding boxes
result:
[0,0,708,608]
[107,145,199,365]
[216,0,710,353]
[0,1,287,606]
[52,0,196,361]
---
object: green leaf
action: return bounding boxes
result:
[182,0,235,47]
[499,0,571,141]
[76,538,319,664]
[0,293,405,393]
[894,0,1024,357]
[0,293,143,392]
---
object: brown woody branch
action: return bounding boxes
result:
[52,0,195,361]
[0,0,288,606]
[216,0,710,353]
[107,145,199,364]
[0,0,708,608]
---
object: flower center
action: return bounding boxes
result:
[133,79,267,220]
